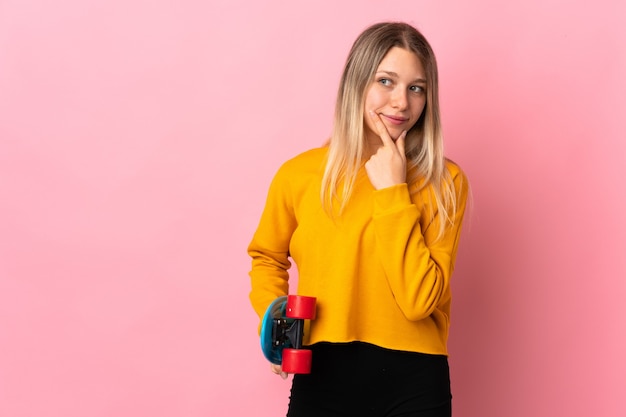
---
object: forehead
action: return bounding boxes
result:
[376,47,425,77]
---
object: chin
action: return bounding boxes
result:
[389,131,403,141]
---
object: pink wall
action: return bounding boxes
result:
[1,1,625,416]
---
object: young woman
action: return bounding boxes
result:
[248,22,469,417]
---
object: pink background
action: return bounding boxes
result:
[1,1,625,416]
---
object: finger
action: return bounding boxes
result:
[271,364,289,379]
[368,110,394,147]
[396,130,407,156]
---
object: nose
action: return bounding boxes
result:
[390,87,408,110]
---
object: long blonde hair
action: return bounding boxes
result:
[321,22,458,239]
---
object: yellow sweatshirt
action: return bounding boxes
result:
[248,147,468,355]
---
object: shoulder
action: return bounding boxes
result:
[444,158,464,178]
[267,147,328,194]
[445,158,468,184]
[277,146,328,176]
[444,158,469,198]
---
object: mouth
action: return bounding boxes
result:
[381,114,409,125]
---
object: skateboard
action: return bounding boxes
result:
[260,295,317,374]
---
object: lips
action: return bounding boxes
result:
[382,114,409,125]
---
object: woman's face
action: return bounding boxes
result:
[363,47,427,143]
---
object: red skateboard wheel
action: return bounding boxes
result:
[282,348,313,374]
[286,295,316,320]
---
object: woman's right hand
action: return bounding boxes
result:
[271,363,289,379]
[364,111,407,190]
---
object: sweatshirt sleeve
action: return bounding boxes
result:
[247,165,297,322]
[372,166,469,321]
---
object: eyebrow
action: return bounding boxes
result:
[376,70,427,84]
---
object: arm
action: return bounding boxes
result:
[247,166,297,322]
[372,168,468,321]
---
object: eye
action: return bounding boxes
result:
[378,78,392,86]
[410,85,425,93]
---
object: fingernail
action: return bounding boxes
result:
[281,372,288,380]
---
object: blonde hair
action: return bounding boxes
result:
[321,22,458,240]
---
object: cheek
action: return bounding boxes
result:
[362,110,376,133]
[364,87,384,112]
[412,100,427,121]
[363,87,380,131]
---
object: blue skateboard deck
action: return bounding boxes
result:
[259,295,316,374]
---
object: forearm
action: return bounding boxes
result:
[372,182,466,321]
[248,247,291,320]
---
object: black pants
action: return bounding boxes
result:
[287,342,452,417]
